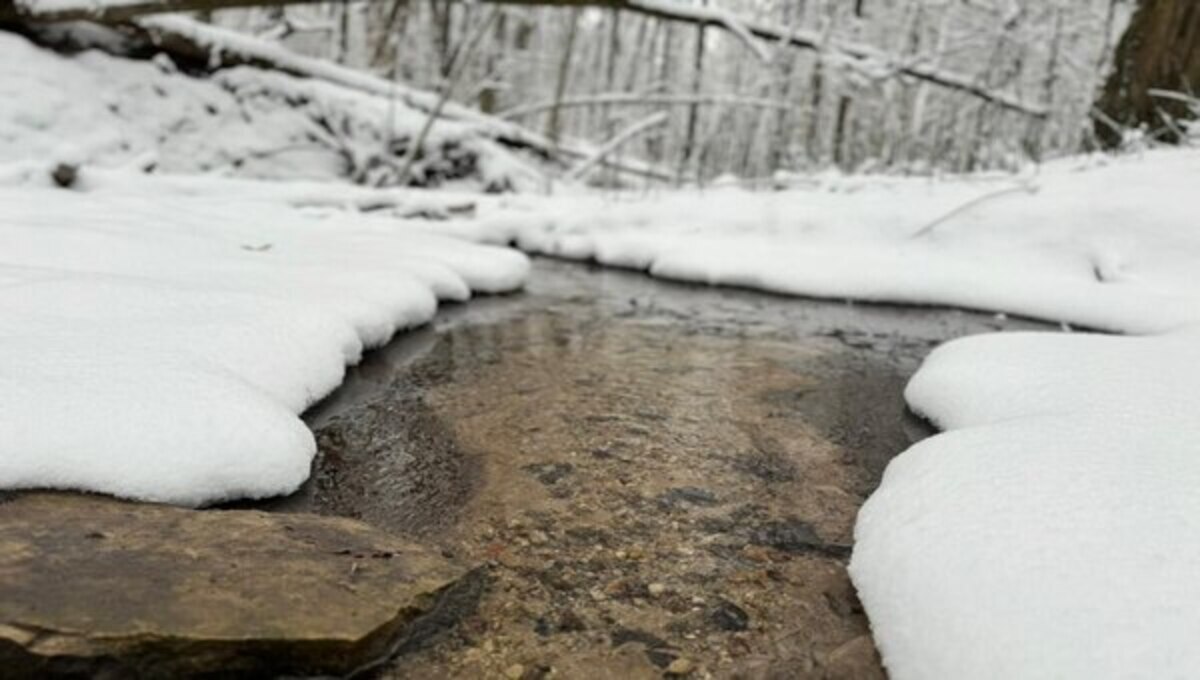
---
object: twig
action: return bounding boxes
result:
[565,112,668,182]
[909,182,1038,239]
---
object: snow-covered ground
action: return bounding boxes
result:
[0,29,543,190]
[0,166,527,505]
[458,148,1200,334]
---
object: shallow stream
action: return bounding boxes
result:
[268,258,1035,679]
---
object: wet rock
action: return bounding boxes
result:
[666,657,695,675]
[735,438,799,483]
[555,609,588,632]
[611,628,678,668]
[523,462,575,486]
[0,493,475,678]
[656,486,719,510]
[50,162,78,189]
[751,518,851,558]
[565,525,611,546]
[709,599,751,632]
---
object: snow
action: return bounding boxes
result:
[0,29,543,190]
[460,149,1200,334]
[851,328,1200,680]
[0,166,528,505]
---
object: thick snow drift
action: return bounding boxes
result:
[0,167,528,505]
[0,30,542,190]
[460,149,1200,334]
[851,328,1200,680]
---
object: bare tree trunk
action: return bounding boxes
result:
[602,7,621,186]
[337,0,351,64]
[1095,0,1200,147]
[832,95,851,169]
[677,7,705,184]
[546,7,581,150]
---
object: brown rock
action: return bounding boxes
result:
[0,493,477,678]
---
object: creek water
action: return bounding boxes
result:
[268,258,1035,679]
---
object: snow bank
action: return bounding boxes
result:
[0,30,542,190]
[0,167,528,505]
[851,328,1200,679]
[460,149,1200,334]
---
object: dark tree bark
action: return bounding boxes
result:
[1095,0,1200,147]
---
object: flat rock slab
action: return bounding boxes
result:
[0,493,476,678]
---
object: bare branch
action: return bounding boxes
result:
[565,111,668,182]
[498,92,792,120]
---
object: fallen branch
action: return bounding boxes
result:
[498,92,792,120]
[909,182,1039,239]
[396,7,500,183]
[565,111,668,182]
[125,15,560,159]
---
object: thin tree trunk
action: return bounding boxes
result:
[546,7,582,149]
[678,9,705,184]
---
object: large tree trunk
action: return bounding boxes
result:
[1095,0,1200,147]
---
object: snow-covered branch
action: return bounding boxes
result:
[565,111,668,182]
[2,0,1049,118]
[126,16,559,159]
[499,93,792,120]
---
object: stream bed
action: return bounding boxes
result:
[268,258,1037,679]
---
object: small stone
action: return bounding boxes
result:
[529,530,549,545]
[710,599,751,631]
[604,579,629,597]
[657,487,719,510]
[741,545,773,563]
[50,162,78,189]
[647,582,667,597]
[505,663,526,679]
[666,657,694,675]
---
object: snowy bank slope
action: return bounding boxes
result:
[851,328,1200,680]
[461,149,1200,334]
[0,30,541,190]
[0,167,528,506]
[453,148,1200,678]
